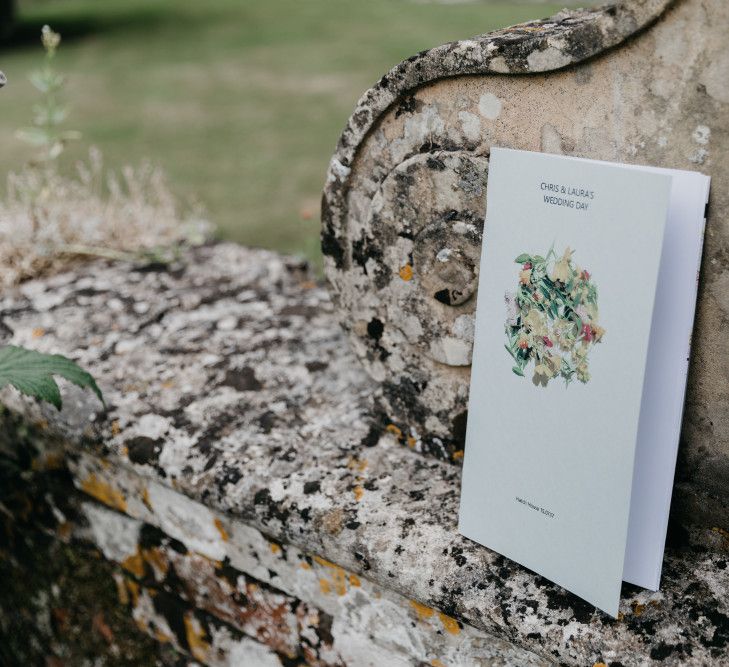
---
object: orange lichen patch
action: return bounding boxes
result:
[92,611,115,644]
[386,423,402,439]
[141,487,152,510]
[349,574,361,587]
[300,280,317,290]
[214,517,229,542]
[431,660,446,667]
[593,663,608,667]
[57,521,72,541]
[121,551,145,578]
[80,473,127,512]
[399,264,414,281]
[161,380,175,390]
[300,561,311,570]
[313,555,336,568]
[406,435,417,448]
[183,612,211,663]
[142,547,169,578]
[31,451,64,471]
[353,485,364,502]
[330,570,348,596]
[438,612,461,635]
[45,452,64,470]
[452,450,464,462]
[410,600,435,621]
[31,327,45,338]
[347,457,368,472]
[114,574,129,605]
[270,542,282,555]
[631,601,646,617]
[154,629,171,644]
[125,579,140,606]
[110,420,121,436]
[314,555,348,595]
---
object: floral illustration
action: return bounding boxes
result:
[504,246,605,386]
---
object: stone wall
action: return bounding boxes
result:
[0,244,726,665]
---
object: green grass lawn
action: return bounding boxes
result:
[0,0,581,267]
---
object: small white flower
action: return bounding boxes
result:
[41,25,61,54]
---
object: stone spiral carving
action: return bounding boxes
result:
[320,0,729,472]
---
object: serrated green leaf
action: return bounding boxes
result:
[514,253,531,264]
[512,366,525,377]
[0,345,103,410]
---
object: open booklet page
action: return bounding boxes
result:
[459,148,676,616]
[542,155,710,590]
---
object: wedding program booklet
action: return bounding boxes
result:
[458,147,710,616]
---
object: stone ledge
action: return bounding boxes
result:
[1,243,727,665]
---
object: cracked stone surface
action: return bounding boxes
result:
[1,243,727,665]
[320,0,729,540]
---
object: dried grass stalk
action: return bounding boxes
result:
[0,147,211,288]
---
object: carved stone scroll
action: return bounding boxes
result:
[321,0,729,535]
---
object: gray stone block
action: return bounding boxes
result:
[1,243,726,665]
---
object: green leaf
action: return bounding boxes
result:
[29,69,64,94]
[0,345,103,410]
[512,366,525,377]
[15,127,52,146]
[514,254,531,264]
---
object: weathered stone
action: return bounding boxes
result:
[320,0,729,543]
[1,244,726,665]
[0,420,184,666]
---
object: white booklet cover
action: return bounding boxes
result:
[458,147,710,617]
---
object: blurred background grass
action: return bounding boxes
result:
[0,0,582,268]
